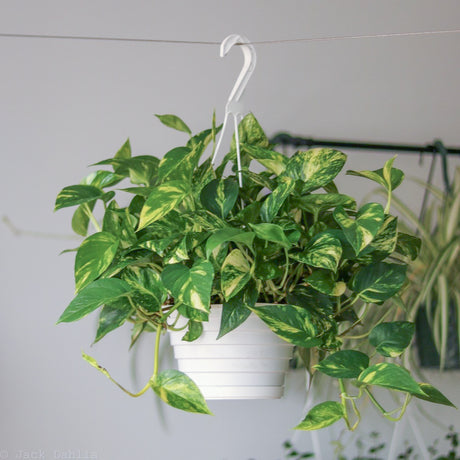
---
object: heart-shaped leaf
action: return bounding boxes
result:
[55,185,103,211]
[152,370,213,414]
[57,278,131,323]
[242,144,288,175]
[218,281,258,339]
[291,232,342,272]
[138,181,189,230]
[75,232,119,292]
[205,228,255,258]
[333,203,384,255]
[200,178,239,218]
[350,262,407,304]
[315,350,369,378]
[250,303,324,348]
[221,249,252,300]
[158,146,201,183]
[260,176,295,222]
[94,298,133,343]
[161,260,214,313]
[369,321,415,357]
[283,148,347,193]
[358,363,424,396]
[306,270,346,297]
[295,401,344,431]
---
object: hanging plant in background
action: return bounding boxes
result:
[54,113,456,430]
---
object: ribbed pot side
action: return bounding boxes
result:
[168,304,294,400]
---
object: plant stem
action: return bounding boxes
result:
[153,323,162,378]
[83,203,102,232]
[339,379,351,430]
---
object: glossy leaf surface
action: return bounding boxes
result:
[315,350,369,378]
[295,402,344,431]
[152,370,213,414]
[369,321,415,357]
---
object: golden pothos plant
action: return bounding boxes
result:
[55,113,456,430]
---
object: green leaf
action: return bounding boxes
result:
[306,270,346,297]
[158,146,201,183]
[94,298,132,343]
[293,193,356,216]
[350,262,407,304]
[55,185,103,211]
[122,156,159,186]
[114,138,132,159]
[333,203,385,255]
[71,201,95,236]
[221,249,252,300]
[314,350,369,378]
[291,232,342,272]
[249,223,291,248]
[82,170,124,188]
[414,383,457,408]
[57,278,131,323]
[347,157,404,191]
[75,232,119,292]
[217,281,258,339]
[161,260,214,313]
[182,320,203,342]
[395,233,422,260]
[358,363,424,396]
[200,178,239,218]
[138,181,189,230]
[122,267,167,312]
[260,176,295,222]
[242,144,288,175]
[205,228,255,258]
[152,370,212,414]
[369,321,415,357]
[357,215,398,263]
[295,401,344,431]
[250,304,324,347]
[155,114,191,135]
[283,149,347,193]
[231,113,269,151]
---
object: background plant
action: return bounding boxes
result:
[55,112,455,430]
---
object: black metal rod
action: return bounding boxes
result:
[270,133,460,155]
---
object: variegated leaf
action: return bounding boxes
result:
[200,178,239,218]
[295,402,344,431]
[158,145,201,183]
[250,303,323,347]
[358,363,425,396]
[293,193,356,217]
[291,232,342,272]
[161,260,214,313]
[350,262,407,304]
[242,144,288,175]
[75,232,119,292]
[283,149,347,193]
[57,278,131,323]
[307,270,346,297]
[94,298,133,343]
[314,350,369,378]
[369,321,415,357]
[333,203,384,255]
[260,176,295,222]
[55,185,103,211]
[152,370,213,414]
[221,249,252,300]
[138,181,189,230]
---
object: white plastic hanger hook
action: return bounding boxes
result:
[211,34,257,187]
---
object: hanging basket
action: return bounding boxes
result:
[169,305,294,400]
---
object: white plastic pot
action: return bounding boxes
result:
[169,304,294,400]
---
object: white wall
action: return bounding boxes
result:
[0,1,459,459]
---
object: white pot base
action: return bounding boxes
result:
[169,305,294,400]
